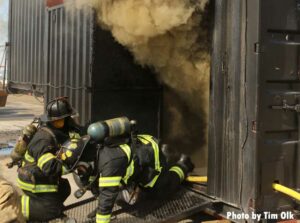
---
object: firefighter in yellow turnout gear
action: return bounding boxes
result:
[60,118,194,223]
[17,97,83,222]
[95,134,193,223]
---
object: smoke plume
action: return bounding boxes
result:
[69,0,212,171]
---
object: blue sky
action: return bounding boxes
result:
[0,0,8,69]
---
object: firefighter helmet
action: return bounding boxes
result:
[40,97,77,122]
[59,135,91,171]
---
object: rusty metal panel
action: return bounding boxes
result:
[45,5,93,125]
[8,0,46,93]
[47,0,64,8]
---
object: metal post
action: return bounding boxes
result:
[3,45,7,91]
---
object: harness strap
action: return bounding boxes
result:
[40,127,58,147]
[119,144,135,184]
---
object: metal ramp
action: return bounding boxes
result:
[54,188,211,223]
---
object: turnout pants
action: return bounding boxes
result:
[143,166,183,199]
[21,178,71,222]
[121,165,184,205]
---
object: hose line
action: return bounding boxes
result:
[186,176,208,183]
[272,183,300,201]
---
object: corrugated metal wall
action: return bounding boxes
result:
[256,0,300,212]
[9,0,46,92]
[209,0,300,214]
[46,5,93,124]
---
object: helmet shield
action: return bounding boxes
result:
[60,135,91,171]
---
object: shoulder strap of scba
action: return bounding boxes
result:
[119,135,160,165]
[40,127,58,148]
[20,126,58,165]
[137,135,161,172]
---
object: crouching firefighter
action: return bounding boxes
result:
[60,117,195,223]
[16,97,83,222]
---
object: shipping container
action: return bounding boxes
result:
[8,0,300,221]
[8,0,162,136]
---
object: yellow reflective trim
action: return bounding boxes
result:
[24,151,35,163]
[138,135,161,171]
[21,195,30,219]
[37,153,55,170]
[34,185,58,193]
[18,178,34,191]
[89,176,96,182]
[96,213,111,223]
[62,165,69,175]
[61,153,67,160]
[120,144,136,184]
[144,173,161,188]
[119,144,131,161]
[123,160,135,184]
[138,137,149,145]
[17,178,58,193]
[69,132,81,139]
[169,166,185,181]
[66,150,73,157]
[99,176,122,187]
[69,143,78,149]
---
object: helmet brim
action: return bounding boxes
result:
[40,109,78,122]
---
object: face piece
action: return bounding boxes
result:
[52,118,65,129]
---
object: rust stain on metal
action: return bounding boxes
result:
[47,0,64,7]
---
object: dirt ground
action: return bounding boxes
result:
[0,94,93,205]
[0,93,44,143]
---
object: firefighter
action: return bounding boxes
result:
[17,97,82,222]
[95,135,194,223]
[60,122,194,223]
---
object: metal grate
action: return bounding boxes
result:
[55,188,211,223]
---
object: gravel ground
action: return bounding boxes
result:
[0,93,44,145]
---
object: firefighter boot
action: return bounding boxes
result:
[176,154,195,177]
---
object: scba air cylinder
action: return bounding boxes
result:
[87,117,131,141]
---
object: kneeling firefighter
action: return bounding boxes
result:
[60,117,194,223]
[16,97,84,222]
